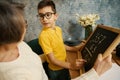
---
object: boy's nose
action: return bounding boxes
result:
[42,16,48,21]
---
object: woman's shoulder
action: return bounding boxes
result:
[18,41,33,52]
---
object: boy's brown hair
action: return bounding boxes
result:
[37,0,56,13]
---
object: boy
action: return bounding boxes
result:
[37,0,112,80]
[37,0,85,80]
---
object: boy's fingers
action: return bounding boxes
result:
[76,59,87,62]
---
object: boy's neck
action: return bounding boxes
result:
[51,26,56,29]
[43,25,56,30]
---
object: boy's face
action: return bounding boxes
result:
[38,6,58,28]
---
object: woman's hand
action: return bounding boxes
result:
[93,54,112,76]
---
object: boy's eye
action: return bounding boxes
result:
[38,14,44,18]
[46,13,51,16]
[45,13,52,18]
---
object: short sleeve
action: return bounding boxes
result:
[39,33,52,54]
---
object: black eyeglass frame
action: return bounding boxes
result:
[37,12,55,20]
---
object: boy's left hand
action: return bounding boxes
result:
[75,59,86,69]
[70,59,86,70]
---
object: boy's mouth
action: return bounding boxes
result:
[43,22,49,25]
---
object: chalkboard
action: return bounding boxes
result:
[81,25,120,71]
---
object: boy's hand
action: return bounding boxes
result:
[70,59,86,70]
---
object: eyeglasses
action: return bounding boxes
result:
[37,12,55,20]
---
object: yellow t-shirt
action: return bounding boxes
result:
[39,26,66,70]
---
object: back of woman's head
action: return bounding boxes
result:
[0,2,25,46]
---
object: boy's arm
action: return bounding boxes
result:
[46,52,85,70]
[46,52,71,69]
[64,40,86,51]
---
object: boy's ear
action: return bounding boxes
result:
[54,13,58,20]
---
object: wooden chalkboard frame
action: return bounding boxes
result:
[80,24,120,71]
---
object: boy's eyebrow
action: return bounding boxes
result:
[38,12,55,14]
[39,12,45,14]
